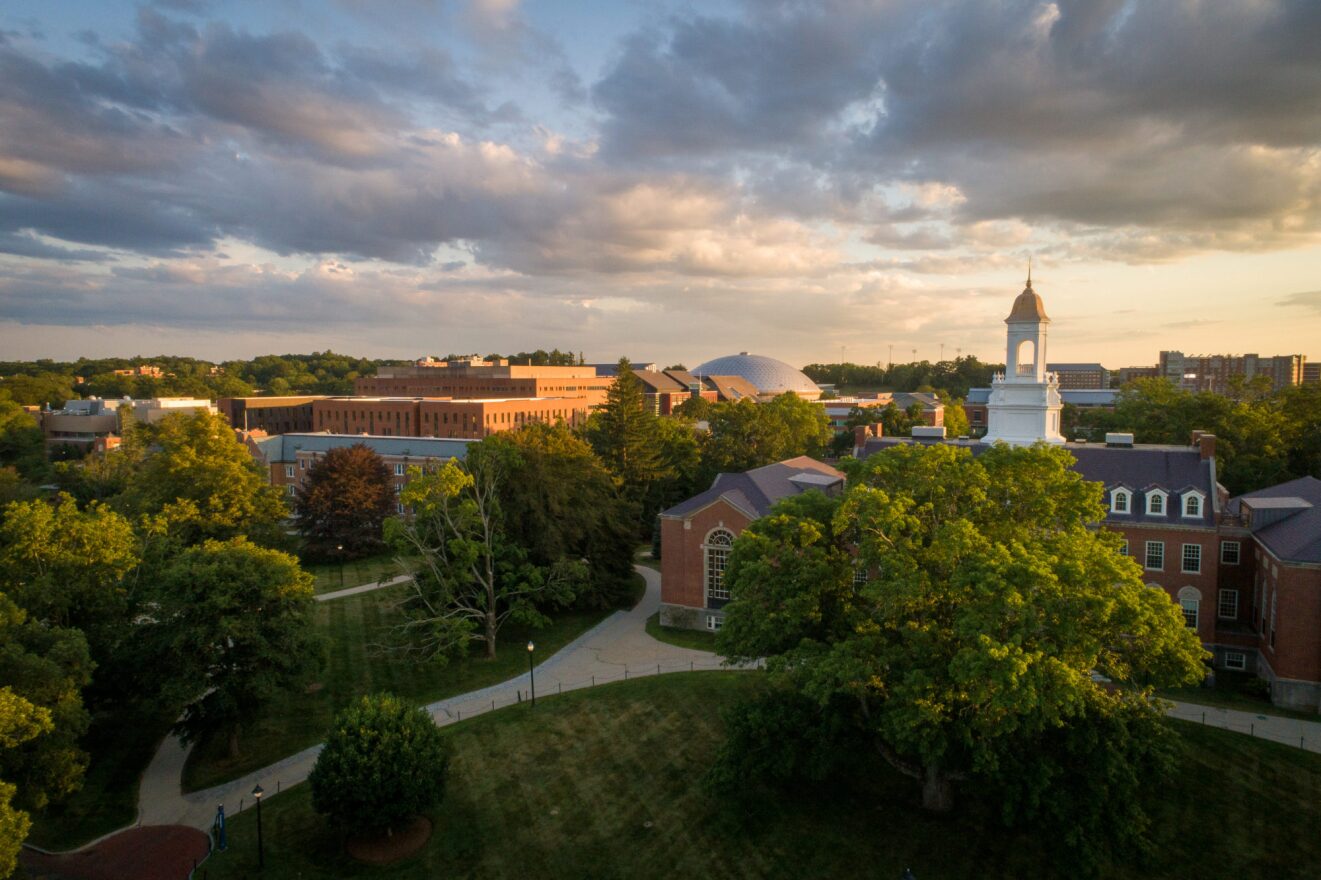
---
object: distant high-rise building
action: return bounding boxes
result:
[1304,362,1321,385]
[1117,365,1160,385]
[1158,351,1305,394]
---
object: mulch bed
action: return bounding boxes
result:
[22,825,210,880]
[346,815,433,865]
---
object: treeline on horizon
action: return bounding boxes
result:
[0,348,587,408]
[802,355,1002,398]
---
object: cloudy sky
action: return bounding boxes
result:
[1,0,1319,368]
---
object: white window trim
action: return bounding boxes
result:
[1182,491,1205,518]
[1146,489,1168,516]
[1181,543,1202,575]
[1218,589,1239,620]
[1144,540,1165,571]
[1223,651,1246,671]
[1110,488,1131,515]
[703,527,736,604]
[394,463,406,476]
[284,464,294,478]
[705,614,723,631]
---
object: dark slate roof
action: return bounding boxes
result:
[965,388,991,405]
[1232,476,1321,564]
[660,456,844,519]
[856,438,1217,527]
[1047,363,1107,371]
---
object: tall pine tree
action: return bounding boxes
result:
[586,360,669,527]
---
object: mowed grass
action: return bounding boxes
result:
[198,672,1321,880]
[1161,670,1321,722]
[644,612,719,653]
[303,551,414,595]
[26,709,175,850]
[183,573,643,792]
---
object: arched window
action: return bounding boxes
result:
[1177,586,1202,630]
[1183,492,1203,518]
[704,529,736,605]
[1111,488,1131,514]
[1015,339,1036,376]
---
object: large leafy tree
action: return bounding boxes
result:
[0,495,139,663]
[0,592,93,813]
[294,444,395,561]
[389,458,580,661]
[718,443,1207,816]
[0,685,52,877]
[701,393,832,480]
[144,538,321,758]
[309,693,450,834]
[469,423,636,607]
[117,410,288,545]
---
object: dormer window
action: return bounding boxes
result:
[1182,492,1203,518]
[1111,488,1131,514]
[1147,490,1167,516]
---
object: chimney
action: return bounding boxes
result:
[1196,432,1216,461]
[853,425,868,449]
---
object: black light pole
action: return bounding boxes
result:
[336,544,344,589]
[901,869,916,880]
[252,783,265,869]
[527,641,536,707]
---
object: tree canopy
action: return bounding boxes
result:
[309,693,450,834]
[718,443,1207,823]
[294,444,395,561]
[142,537,321,757]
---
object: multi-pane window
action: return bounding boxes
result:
[705,614,723,631]
[1220,541,1241,565]
[394,463,405,476]
[1181,543,1202,574]
[1218,589,1239,620]
[1144,541,1164,570]
[285,464,295,478]
[1223,651,1246,671]
[705,529,735,603]
[287,484,297,497]
[853,566,869,587]
[1147,492,1165,515]
[1180,597,1199,629]
[1118,541,1129,557]
[1184,494,1201,517]
[1112,490,1129,513]
[299,458,307,470]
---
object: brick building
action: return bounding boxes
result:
[217,396,326,433]
[354,357,614,407]
[1303,363,1320,384]
[311,396,589,439]
[250,432,475,511]
[658,457,844,632]
[1117,365,1160,385]
[1159,350,1306,394]
[1046,362,1110,389]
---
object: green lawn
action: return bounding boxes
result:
[303,551,414,595]
[26,709,175,851]
[198,672,1321,880]
[645,612,719,653]
[1162,670,1321,722]
[184,573,644,792]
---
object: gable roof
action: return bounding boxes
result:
[702,374,761,401]
[660,456,844,520]
[632,370,688,394]
[1232,476,1321,564]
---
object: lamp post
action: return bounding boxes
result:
[252,784,265,869]
[527,641,536,707]
[336,544,344,589]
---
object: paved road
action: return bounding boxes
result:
[137,564,727,830]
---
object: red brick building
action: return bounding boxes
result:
[354,358,614,407]
[658,457,844,631]
[310,397,589,439]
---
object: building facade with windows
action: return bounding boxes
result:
[310,396,590,438]
[1046,362,1110,389]
[657,457,845,632]
[252,433,476,513]
[354,358,615,407]
[217,396,327,433]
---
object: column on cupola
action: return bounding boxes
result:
[981,271,1066,446]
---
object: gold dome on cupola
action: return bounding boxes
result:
[1005,265,1049,323]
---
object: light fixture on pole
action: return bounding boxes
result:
[336,544,344,589]
[252,783,265,869]
[527,641,536,707]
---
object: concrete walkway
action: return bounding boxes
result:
[314,572,411,602]
[123,562,1321,835]
[137,564,727,830]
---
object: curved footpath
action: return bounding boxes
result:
[56,564,1321,845]
[137,564,725,830]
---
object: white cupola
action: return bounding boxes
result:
[981,268,1065,446]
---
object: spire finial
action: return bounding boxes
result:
[1026,256,1032,288]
